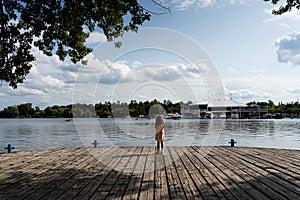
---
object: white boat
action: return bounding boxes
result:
[231,113,239,119]
[205,112,214,119]
[219,113,226,119]
[164,113,182,120]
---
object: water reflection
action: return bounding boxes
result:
[0,118,299,152]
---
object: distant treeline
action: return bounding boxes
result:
[0,99,299,118]
[0,99,185,118]
[247,100,300,116]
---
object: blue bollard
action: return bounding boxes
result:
[229,139,236,147]
[92,140,99,148]
[5,144,15,153]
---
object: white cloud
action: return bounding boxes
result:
[228,0,247,4]
[172,0,195,10]
[200,0,216,8]
[4,64,69,98]
[86,32,107,44]
[136,94,148,100]
[279,23,290,29]
[171,0,247,10]
[11,75,67,97]
[287,88,300,95]
[100,61,131,84]
[173,0,215,10]
[143,65,182,81]
[6,86,44,96]
[189,63,209,73]
[68,58,209,104]
[249,69,264,74]
[0,47,79,106]
[40,76,65,90]
[227,67,236,73]
[31,47,65,74]
[93,61,208,85]
[226,88,271,100]
[275,32,300,66]
[223,74,300,102]
[69,54,107,84]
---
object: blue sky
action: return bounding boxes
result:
[1,0,300,109]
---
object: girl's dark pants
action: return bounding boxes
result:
[157,141,163,150]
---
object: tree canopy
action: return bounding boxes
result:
[264,0,300,15]
[1,0,153,88]
[0,99,184,118]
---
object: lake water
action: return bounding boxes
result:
[0,118,299,152]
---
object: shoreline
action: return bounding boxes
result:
[1,145,300,154]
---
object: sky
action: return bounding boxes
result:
[1,0,300,109]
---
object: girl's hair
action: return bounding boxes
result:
[155,115,164,128]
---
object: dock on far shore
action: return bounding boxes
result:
[0,146,299,199]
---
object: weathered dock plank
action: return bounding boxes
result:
[0,146,299,200]
[163,147,185,200]
[139,148,155,200]
[174,147,206,199]
[125,146,148,200]
[0,148,86,197]
[182,147,217,199]
[72,147,123,200]
[214,148,300,199]
[192,147,239,199]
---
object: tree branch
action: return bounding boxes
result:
[264,0,300,15]
[139,0,171,15]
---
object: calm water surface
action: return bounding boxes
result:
[0,118,299,152]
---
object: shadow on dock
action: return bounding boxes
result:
[0,146,299,199]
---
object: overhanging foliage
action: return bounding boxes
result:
[1,0,151,88]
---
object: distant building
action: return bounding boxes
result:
[182,99,268,119]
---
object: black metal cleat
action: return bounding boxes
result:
[5,144,15,153]
[229,139,236,147]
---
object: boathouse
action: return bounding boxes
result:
[182,99,268,119]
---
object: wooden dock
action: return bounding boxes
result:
[0,146,299,199]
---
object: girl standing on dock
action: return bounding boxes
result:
[155,115,165,153]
